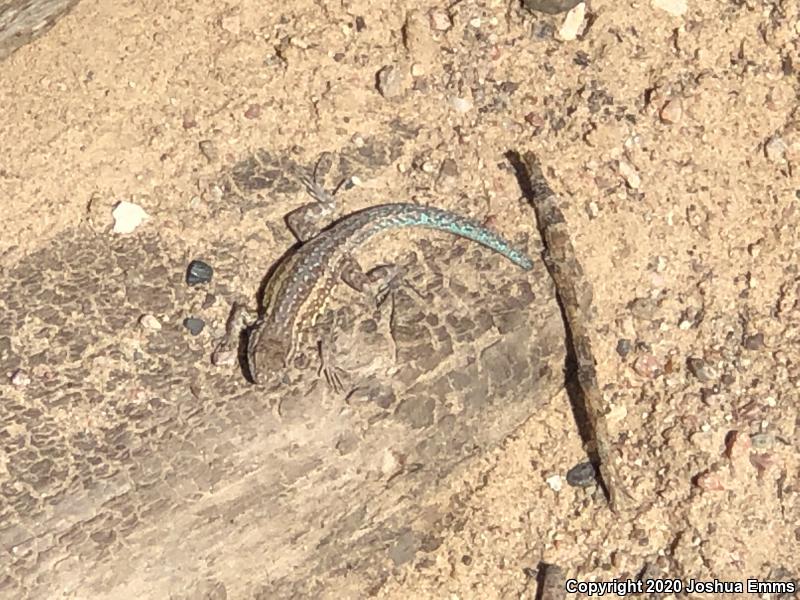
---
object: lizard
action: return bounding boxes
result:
[213,157,534,391]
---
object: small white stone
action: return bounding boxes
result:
[421,161,437,174]
[618,160,641,189]
[765,136,787,163]
[652,0,687,17]
[411,63,426,77]
[139,314,162,330]
[469,17,482,28]
[112,201,149,234]
[10,369,31,387]
[450,96,473,113]
[545,474,563,492]
[430,10,451,31]
[558,3,586,41]
[607,403,628,423]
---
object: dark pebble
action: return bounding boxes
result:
[522,0,582,14]
[183,317,205,336]
[566,461,597,487]
[743,332,765,350]
[461,555,472,566]
[616,339,632,358]
[186,260,213,285]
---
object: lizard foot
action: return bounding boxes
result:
[212,302,258,367]
[317,339,349,394]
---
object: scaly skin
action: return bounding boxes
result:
[246,203,533,386]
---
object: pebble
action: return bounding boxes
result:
[659,99,683,124]
[244,104,262,119]
[566,461,597,487]
[633,353,662,378]
[429,10,451,31]
[139,314,162,330]
[186,260,214,285]
[557,3,586,41]
[450,97,473,113]
[743,332,765,350]
[376,65,407,99]
[765,136,787,163]
[524,112,545,129]
[434,159,456,180]
[112,201,149,234]
[545,474,563,492]
[607,403,628,423]
[686,357,713,382]
[618,160,641,189]
[522,0,582,14]
[211,345,236,366]
[199,140,219,163]
[695,470,724,491]
[183,317,205,336]
[651,0,687,17]
[616,339,632,358]
[421,161,437,174]
[10,369,31,387]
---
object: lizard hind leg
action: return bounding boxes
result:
[340,257,406,309]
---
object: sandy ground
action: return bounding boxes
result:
[2,0,799,598]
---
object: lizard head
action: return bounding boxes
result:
[246,324,291,385]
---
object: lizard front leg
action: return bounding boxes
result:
[212,302,259,367]
[285,152,349,242]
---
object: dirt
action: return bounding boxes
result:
[1,0,799,598]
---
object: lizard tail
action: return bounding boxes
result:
[366,203,534,271]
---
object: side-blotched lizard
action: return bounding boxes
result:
[214,159,534,390]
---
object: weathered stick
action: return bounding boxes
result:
[518,151,632,513]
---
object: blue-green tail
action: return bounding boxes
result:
[359,203,534,270]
